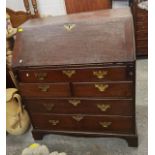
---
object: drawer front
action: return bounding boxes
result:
[19,83,71,98]
[31,114,134,134]
[25,98,133,116]
[18,66,133,83]
[73,82,133,97]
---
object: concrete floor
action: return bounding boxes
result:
[6,59,148,155]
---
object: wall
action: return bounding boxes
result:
[6,0,128,16]
[6,0,67,16]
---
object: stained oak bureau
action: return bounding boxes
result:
[13,8,138,147]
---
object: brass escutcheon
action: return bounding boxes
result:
[93,70,108,79]
[64,23,76,31]
[95,84,109,92]
[99,122,112,128]
[72,115,84,122]
[43,103,55,111]
[68,99,81,107]
[62,70,76,78]
[48,120,59,126]
[38,85,50,92]
[97,104,111,112]
[35,72,47,81]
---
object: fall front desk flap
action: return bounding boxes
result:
[13,8,135,68]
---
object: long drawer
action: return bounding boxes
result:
[24,98,133,116]
[19,83,71,98]
[31,114,134,134]
[73,82,133,97]
[17,66,134,83]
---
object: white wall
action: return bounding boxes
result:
[6,0,25,11]
[6,0,67,16]
[6,0,129,16]
[112,0,129,8]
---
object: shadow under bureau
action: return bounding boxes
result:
[13,8,138,147]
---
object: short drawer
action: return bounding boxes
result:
[19,83,71,98]
[73,82,133,97]
[31,114,134,134]
[17,66,134,83]
[25,98,133,116]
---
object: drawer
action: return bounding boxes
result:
[73,82,133,97]
[25,98,133,116]
[19,83,71,98]
[31,114,134,134]
[18,66,133,83]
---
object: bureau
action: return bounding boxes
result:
[12,8,138,147]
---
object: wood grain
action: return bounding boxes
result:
[24,98,134,116]
[18,66,134,83]
[31,114,134,134]
[13,8,135,68]
[65,0,112,14]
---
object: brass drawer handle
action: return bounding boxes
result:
[35,73,47,80]
[48,120,59,126]
[43,103,54,111]
[95,84,109,92]
[93,70,108,79]
[62,70,76,78]
[99,122,112,128]
[38,85,50,92]
[97,104,111,112]
[72,115,84,122]
[64,23,76,31]
[68,99,81,107]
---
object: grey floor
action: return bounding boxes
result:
[6,59,148,155]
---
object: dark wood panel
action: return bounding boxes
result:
[73,82,133,97]
[65,0,112,14]
[32,114,134,134]
[25,98,133,116]
[18,66,133,83]
[19,83,71,98]
[13,9,135,68]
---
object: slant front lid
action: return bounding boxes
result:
[13,8,135,68]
